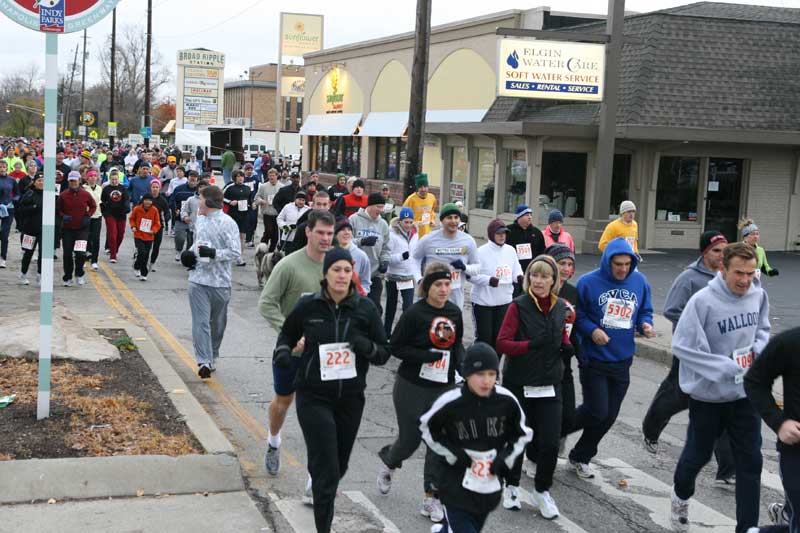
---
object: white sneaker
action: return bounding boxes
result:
[502,485,522,510]
[421,496,444,522]
[670,486,690,532]
[569,458,595,479]
[302,477,313,506]
[110,258,117,263]
[76,276,85,286]
[91,263,99,271]
[0,259,6,268]
[18,272,29,285]
[377,463,394,495]
[139,276,147,282]
[135,272,141,278]
[63,279,74,287]
[175,253,181,262]
[531,489,559,519]
[149,263,157,272]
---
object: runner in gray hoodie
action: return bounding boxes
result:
[349,192,391,314]
[642,231,735,483]
[669,242,771,533]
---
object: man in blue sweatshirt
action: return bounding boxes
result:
[567,237,655,479]
[670,242,770,533]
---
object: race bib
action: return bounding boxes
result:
[625,236,636,249]
[524,385,556,398]
[247,182,255,191]
[318,342,356,381]
[139,218,152,233]
[73,240,87,252]
[515,243,532,260]
[462,449,501,495]
[495,265,512,284]
[421,212,431,225]
[22,234,35,250]
[237,200,248,211]
[450,269,462,289]
[383,203,394,214]
[419,349,450,383]
[396,279,415,291]
[732,345,754,371]
[267,194,275,204]
[602,298,633,329]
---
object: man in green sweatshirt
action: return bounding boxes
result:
[221,144,236,186]
[258,209,334,483]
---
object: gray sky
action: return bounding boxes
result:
[1,0,797,99]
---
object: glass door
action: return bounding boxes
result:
[705,158,743,243]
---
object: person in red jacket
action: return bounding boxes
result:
[57,171,97,287]
[333,179,368,218]
[128,193,162,281]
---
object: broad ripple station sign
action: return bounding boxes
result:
[0,0,119,33]
[498,38,605,102]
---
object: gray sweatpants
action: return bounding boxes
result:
[378,374,453,494]
[188,282,231,366]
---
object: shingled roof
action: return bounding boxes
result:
[484,2,800,134]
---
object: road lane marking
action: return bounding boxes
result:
[514,487,589,533]
[93,262,302,468]
[268,493,316,533]
[343,490,401,533]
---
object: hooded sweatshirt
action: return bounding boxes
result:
[673,271,770,403]
[575,237,654,363]
[386,220,420,282]
[663,256,717,331]
[470,239,522,307]
[349,208,391,276]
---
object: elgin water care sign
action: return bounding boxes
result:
[497,39,605,102]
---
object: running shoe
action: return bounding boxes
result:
[149,263,157,272]
[767,502,788,525]
[502,485,521,510]
[236,260,247,267]
[18,273,29,285]
[198,364,211,379]
[421,496,444,522]
[532,490,559,519]
[0,259,6,268]
[63,279,73,287]
[670,486,690,532]
[110,258,117,263]
[714,474,735,486]
[643,435,659,455]
[91,263,99,271]
[302,477,313,506]
[569,458,595,479]
[265,445,281,476]
[76,275,85,286]
[175,253,181,262]
[377,463,394,495]
[139,276,147,282]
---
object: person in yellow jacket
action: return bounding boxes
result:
[402,173,437,238]
[599,200,638,254]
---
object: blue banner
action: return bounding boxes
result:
[39,0,65,33]
[504,80,599,95]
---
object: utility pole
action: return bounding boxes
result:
[62,43,79,137]
[80,28,87,141]
[275,16,284,158]
[404,0,432,196]
[144,0,153,148]
[109,7,117,146]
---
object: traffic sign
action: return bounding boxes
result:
[140,127,152,139]
[78,125,86,135]
[64,130,71,138]
[89,130,98,139]
[0,0,121,34]
[107,121,117,137]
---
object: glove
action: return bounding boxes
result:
[401,251,410,260]
[180,250,197,270]
[360,235,378,247]
[768,268,779,277]
[490,454,511,480]
[288,224,296,231]
[489,277,499,288]
[561,343,575,359]
[281,225,291,233]
[450,259,466,271]
[351,335,375,359]
[198,245,216,259]
[378,261,389,274]
[454,449,472,470]
[272,345,293,369]
[517,275,524,286]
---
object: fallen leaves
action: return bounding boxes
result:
[0,358,104,406]
[0,453,11,461]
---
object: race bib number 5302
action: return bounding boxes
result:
[602,298,633,329]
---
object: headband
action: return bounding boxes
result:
[741,223,758,238]
[702,234,728,255]
[530,256,558,280]
[422,270,451,294]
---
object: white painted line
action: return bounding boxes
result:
[268,493,315,533]
[343,490,401,533]
[515,486,589,533]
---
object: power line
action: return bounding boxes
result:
[158,0,266,39]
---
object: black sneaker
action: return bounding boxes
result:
[198,364,212,379]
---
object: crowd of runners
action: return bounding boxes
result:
[0,136,796,533]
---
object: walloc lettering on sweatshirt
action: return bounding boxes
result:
[434,247,469,255]
[717,312,760,335]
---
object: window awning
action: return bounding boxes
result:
[161,119,176,134]
[357,111,408,137]
[299,113,362,137]
[425,109,487,123]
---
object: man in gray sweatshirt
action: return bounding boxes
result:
[349,192,391,314]
[670,242,771,533]
[642,231,735,482]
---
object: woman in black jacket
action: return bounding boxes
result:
[496,254,572,519]
[273,247,389,533]
[100,168,130,263]
[375,261,465,524]
[17,173,44,284]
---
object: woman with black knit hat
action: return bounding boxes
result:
[375,261,465,524]
[273,247,390,533]
[496,254,572,518]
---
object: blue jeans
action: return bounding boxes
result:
[0,212,13,259]
[674,398,762,533]
[568,358,631,464]
[222,168,232,185]
[383,280,414,337]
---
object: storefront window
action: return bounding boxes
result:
[656,157,699,222]
[474,148,495,210]
[504,149,527,213]
[449,146,467,203]
[375,137,406,181]
[541,152,587,218]
[308,136,360,176]
[610,154,631,216]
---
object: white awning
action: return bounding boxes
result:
[175,128,211,147]
[299,113,362,136]
[357,111,408,137]
[425,109,487,123]
[161,120,176,134]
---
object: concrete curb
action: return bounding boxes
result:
[0,454,243,504]
[634,337,671,366]
[124,323,235,455]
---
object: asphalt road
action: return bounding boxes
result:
[1,228,795,533]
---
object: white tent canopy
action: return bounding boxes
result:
[175,128,211,146]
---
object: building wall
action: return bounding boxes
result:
[370,61,411,112]
[747,156,794,250]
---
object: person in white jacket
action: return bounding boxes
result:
[470,219,523,350]
[276,191,309,246]
[384,207,421,337]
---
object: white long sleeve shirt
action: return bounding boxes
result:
[277,202,309,242]
[470,241,522,307]
[386,225,421,281]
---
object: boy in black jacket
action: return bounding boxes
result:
[421,342,532,532]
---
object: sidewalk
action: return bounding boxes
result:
[0,270,271,532]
